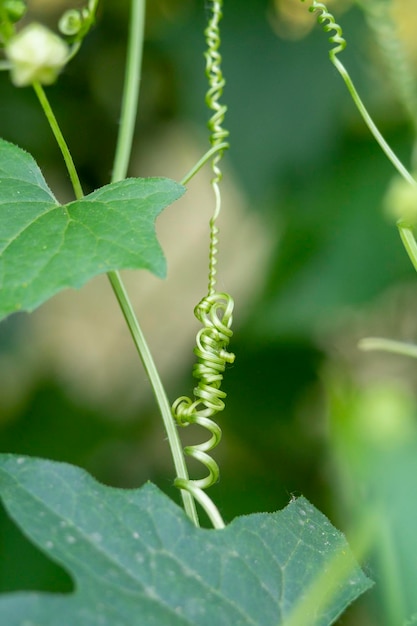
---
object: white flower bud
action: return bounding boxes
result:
[5,23,69,87]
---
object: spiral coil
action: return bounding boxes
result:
[172,1,234,515]
[205,5,229,151]
[300,0,417,188]
[204,0,229,296]
[59,0,97,41]
[172,293,234,490]
[305,1,346,61]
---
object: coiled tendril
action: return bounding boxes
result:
[172,0,234,522]
[301,2,417,362]
[58,0,98,49]
[204,0,229,295]
[304,1,346,62]
[172,293,234,491]
[301,0,415,188]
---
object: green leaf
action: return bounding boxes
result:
[0,454,372,626]
[0,138,185,321]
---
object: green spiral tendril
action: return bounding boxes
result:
[303,3,417,318]
[307,1,346,60]
[302,0,416,189]
[59,0,99,47]
[204,0,229,295]
[172,1,234,528]
[172,293,234,494]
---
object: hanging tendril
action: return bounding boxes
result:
[172,0,234,522]
[172,293,235,491]
[300,0,416,188]
[204,0,229,295]
[303,0,346,62]
[58,0,98,55]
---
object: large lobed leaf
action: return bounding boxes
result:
[0,138,185,321]
[0,454,372,626]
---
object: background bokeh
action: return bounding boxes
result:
[2,1,417,624]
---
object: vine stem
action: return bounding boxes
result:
[175,478,225,529]
[33,0,199,527]
[32,81,84,200]
[106,271,199,528]
[322,17,417,276]
[111,0,145,184]
[332,57,417,189]
[180,142,229,186]
[397,224,417,274]
[359,337,417,359]
[336,56,417,282]
[107,0,198,526]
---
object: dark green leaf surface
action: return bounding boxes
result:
[0,139,185,321]
[0,454,372,626]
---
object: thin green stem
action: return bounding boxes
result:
[180,142,229,186]
[332,57,417,188]
[324,24,417,282]
[32,1,199,526]
[107,272,199,526]
[360,228,417,359]
[359,337,417,359]
[174,478,225,529]
[308,1,417,296]
[32,81,84,200]
[111,0,145,184]
[108,0,199,524]
[398,224,417,273]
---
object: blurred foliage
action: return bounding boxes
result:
[329,378,417,625]
[1,1,417,624]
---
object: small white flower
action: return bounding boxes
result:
[5,23,69,87]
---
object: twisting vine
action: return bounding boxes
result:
[172,0,234,529]
[302,1,417,358]
[204,0,229,295]
[307,1,346,60]
[302,0,416,188]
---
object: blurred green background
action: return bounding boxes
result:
[2,0,417,624]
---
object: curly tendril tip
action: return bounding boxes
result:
[172,293,235,491]
[172,0,234,525]
[204,3,229,152]
[302,0,346,61]
[204,0,229,294]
